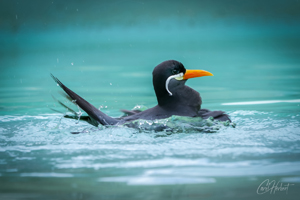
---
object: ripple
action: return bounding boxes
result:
[20,172,74,178]
[222,99,300,105]
[99,176,216,185]
[0,111,299,182]
[281,176,300,183]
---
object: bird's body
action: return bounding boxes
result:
[51,60,230,127]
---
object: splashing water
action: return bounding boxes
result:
[122,115,235,133]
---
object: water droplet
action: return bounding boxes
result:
[71,62,74,65]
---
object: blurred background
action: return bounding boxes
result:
[0,0,300,115]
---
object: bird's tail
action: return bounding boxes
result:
[50,74,119,126]
[51,95,99,126]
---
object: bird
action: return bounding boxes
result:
[51,60,230,127]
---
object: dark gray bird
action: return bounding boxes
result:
[51,60,230,127]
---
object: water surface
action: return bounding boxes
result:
[1,1,300,199]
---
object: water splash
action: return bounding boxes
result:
[122,115,235,133]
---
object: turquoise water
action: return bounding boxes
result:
[1,1,300,199]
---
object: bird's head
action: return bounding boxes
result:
[152,60,213,98]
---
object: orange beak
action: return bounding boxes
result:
[182,69,213,80]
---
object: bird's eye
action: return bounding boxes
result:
[172,69,179,75]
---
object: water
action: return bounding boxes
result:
[1,1,300,199]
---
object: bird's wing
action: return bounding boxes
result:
[51,74,119,126]
[120,109,142,117]
[198,109,231,122]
